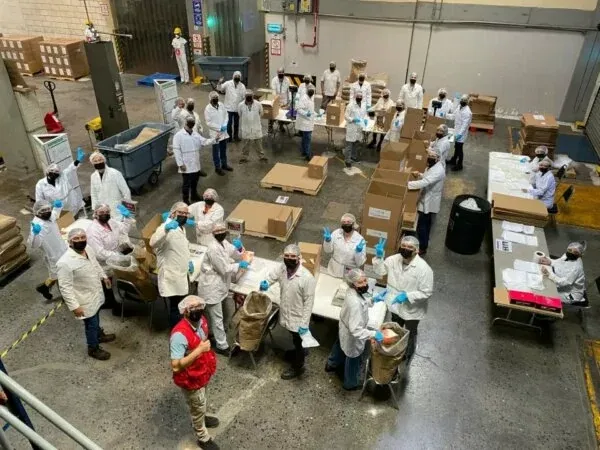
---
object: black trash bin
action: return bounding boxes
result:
[445,195,491,255]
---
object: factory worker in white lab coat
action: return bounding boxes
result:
[204,91,232,175]
[322,213,367,278]
[171,97,186,131]
[259,244,316,380]
[325,269,386,390]
[428,124,452,167]
[321,61,341,110]
[407,151,447,255]
[349,72,372,112]
[344,92,368,168]
[384,100,406,143]
[89,152,131,220]
[397,72,423,109]
[541,241,587,305]
[447,94,472,171]
[217,71,246,142]
[427,88,454,118]
[297,74,313,101]
[178,98,205,135]
[528,146,553,182]
[150,202,195,328]
[269,67,290,133]
[524,159,556,209]
[368,88,394,151]
[188,188,224,245]
[27,200,68,301]
[372,235,433,361]
[238,90,268,163]
[197,221,248,355]
[35,147,86,215]
[296,85,316,161]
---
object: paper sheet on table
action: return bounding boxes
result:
[501,231,538,246]
[502,268,528,291]
[527,273,545,291]
[301,330,320,348]
[502,221,535,234]
[236,258,272,288]
[490,169,506,183]
[514,259,542,274]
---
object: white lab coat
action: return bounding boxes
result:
[266,263,316,332]
[384,110,406,142]
[547,254,586,303]
[204,103,229,142]
[149,219,190,297]
[398,83,424,109]
[35,162,83,214]
[339,288,376,358]
[173,128,214,174]
[372,97,394,113]
[427,97,454,118]
[171,106,184,131]
[345,102,367,143]
[529,170,556,209]
[27,206,67,279]
[408,161,446,214]
[323,229,367,278]
[188,201,225,245]
[296,94,315,132]
[373,254,433,320]
[177,110,204,134]
[197,239,242,305]
[270,76,291,106]
[237,100,263,140]
[172,37,189,83]
[429,136,452,166]
[349,81,372,111]
[86,218,132,271]
[56,246,106,319]
[90,166,131,220]
[217,79,246,112]
[453,105,472,143]
[321,69,341,96]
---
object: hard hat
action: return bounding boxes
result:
[85,20,92,26]
[174,27,182,35]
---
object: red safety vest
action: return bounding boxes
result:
[171,317,217,390]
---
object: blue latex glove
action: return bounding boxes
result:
[161,211,170,222]
[374,330,384,343]
[117,204,131,218]
[76,147,85,162]
[53,199,63,208]
[394,120,399,127]
[363,119,368,126]
[188,261,194,274]
[186,218,196,227]
[220,125,227,132]
[259,280,269,292]
[31,222,42,235]
[239,261,250,270]
[323,227,332,242]
[373,290,387,303]
[374,237,387,258]
[306,111,312,117]
[232,238,243,250]
[165,220,179,231]
[520,157,529,163]
[393,291,408,304]
[456,134,463,141]
[355,239,365,253]
[298,327,309,336]
[353,118,361,124]
[440,112,445,117]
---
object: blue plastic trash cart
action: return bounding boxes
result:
[194,56,250,87]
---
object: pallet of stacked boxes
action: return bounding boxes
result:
[468,93,497,133]
[515,113,559,159]
[0,35,44,76]
[39,39,89,81]
[0,214,30,283]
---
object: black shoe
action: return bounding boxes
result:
[216,169,226,176]
[325,364,337,373]
[304,155,311,162]
[446,158,456,165]
[342,385,361,391]
[197,439,219,450]
[214,347,230,356]
[351,157,359,163]
[234,137,242,143]
[367,141,375,149]
[452,165,463,172]
[376,144,382,152]
[205,415,220,428]
[281,366,305,380]
[88,347,111,360]
[199,170,208,177]
[345,162,352,168]
[98,329,116,343]
[36,283,53,300]
[223,165,233,172]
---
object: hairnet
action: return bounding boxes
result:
[410,72,417,79]
[427,150,440,160]
[185,116,196,127]
[67,228,86,242]
[438,88,447,96]
[33,200,52,215]
[303,74,311,81]
[283,243,301,257]
[178,295,206,314]
[212,221,227,233]
[170,201,188,214]
[203,188,219,201]
[345,268,366,286]
[460,94,469,102]
[396,100,405,108]
[89,152,106,164]
[233,71,242,78]
[209,91,219,101]
[382,88,390,97]
[567,241,586,255]
[186,98,195,105]
[355,91,363,99]
[93,203,111,218]
[245,89,254,97]
[175,96,185,105]
[307,84,315,93]
[277,67,285,74]
[329,61,336,65]
[341,213,356,224]
[437,124,449,135]
[45,164,60,175]
[358,72,366,78]
[400,235,420,250]
[535,146,548,156]
[539,159,551,168]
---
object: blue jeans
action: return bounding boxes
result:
[227,111,239,141]
[212,140,228,169]
[327,338,364,389]
[300,131,312,158]
[417,211,435,251]
[83,312,100,349]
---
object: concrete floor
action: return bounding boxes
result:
[1,74,599,449]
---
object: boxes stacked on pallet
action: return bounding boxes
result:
[39,39,89,80]
[0,35,44,75]
[468,93,497,130]
[516,113,559,158]
[0,214,29,279]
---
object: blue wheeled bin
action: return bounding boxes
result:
[194,56,250,87]
[96,122,174,193]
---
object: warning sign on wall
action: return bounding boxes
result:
[270,38,281,56]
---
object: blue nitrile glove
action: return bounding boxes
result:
[307,111,312,117]
[373,290,387,303]
[117,204,131,218]
[355,239,365,253]
[186,218,196,227]
[323,227,332,242]
[239,261,250,270]
[456,134,463,141]
[260,280,269,292]
[393,291,408,304]
[520,157,529,163]
[161,211,170,222]
[394,120,400,127]
[220,125,227,132]
[298,327,309,336]
[374,237,387,258]
[53,199,63,208]
[31,222,42,235]
[188,261,194,273]
[233,238,243,250]
[76,147,85,162]
[374,330,384,343]
[363,119,368,126]
[353,118,361,124]
[165,220,179,231]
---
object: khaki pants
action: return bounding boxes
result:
[240,138,266,160]
[182,387,210,443]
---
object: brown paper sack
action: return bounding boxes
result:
[371,322,409,384]
[235,292,273,352]
[0,215,17,235]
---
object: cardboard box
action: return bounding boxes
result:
[267,206,293,237]
[379,140,409,163]
[423,115,445,136]
[298,242,322,276]
[491,193,548,226]
[371,168,412,186]
[405,139,428,173]
[363,179,406,227]
[141,214,163,253]
[413,130,432,142]
[56,211,75,230]
[307,156,328,179]
[326,101,346,126]
[400,107,423,139]
[261,94,281,120]
[469,94,497,115]
[227,217,245,234]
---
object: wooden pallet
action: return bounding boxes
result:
[48,75,86,82]
[469,122,495,134]
[20,71,43,77]
[260,163,327,196]
[261,176,326,196]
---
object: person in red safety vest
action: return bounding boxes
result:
[170,295,220,450]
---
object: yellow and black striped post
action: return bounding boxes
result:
[264,42,269,87]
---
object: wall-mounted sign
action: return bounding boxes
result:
[270,38,281,56]
[192,0,203,27]
[267,23,284,34]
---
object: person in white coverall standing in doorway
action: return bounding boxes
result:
[172,27,189,84]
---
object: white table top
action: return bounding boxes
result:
[488,152,534,202]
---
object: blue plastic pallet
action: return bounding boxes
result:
[136,72,180,86]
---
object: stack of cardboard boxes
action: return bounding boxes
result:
[0,35,44,75]
[0,214,29,279]
[39,39,89,80]
[515,113,559,159]
[468,94,497,130]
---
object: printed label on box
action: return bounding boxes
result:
[41,55,46,62]
[45,67,50,74]
[59,68,64,76]
[24,63,29,71]
[51,67,56,74]
[1,40,6,47]
[366,247,376,255]
[533,114,545,120]
[66,68,72,76]
[63,58,69,66]
[56,58,61,66]
[49,56,54,63]
[366,228,388,239]
[53,46,58,54]
[11,52,17,59]
[368,207,392,220]
[61,46,67,55]
[0,52,4,58]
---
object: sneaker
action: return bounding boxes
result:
[324,364,337,373]
[198,170,208,177]
[98,329,116,343]
[88,347,111,360]
[223,166,234,172]
[216,169,226,176]
[452,165,463,172]
[205,416,220,428]
[35,283,53,300]
[345,162,352,169]
[197,439,219,450]
[280,366,305,380]
[214,347,230,356]
[239,159,248,164]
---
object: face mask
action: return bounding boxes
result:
[436,132,444,139]
[176,215,188,226]
[427,158,437,168]
[439,94,446,100]
[94,163,105,171]
[211,99,219,106]
[284,258,298,270]
[329,66,335,72]
[204,198,215,206]
[356,99,362,106]
[398,248,413,259]
[186,122,196,131]
[410,79,416,85]
[355,285,369,295]
[341,224,353,233]
[539,168,549,174]
[358,78,365,84]
[186,104,194,112]
[245,96,253,102]
[396,107,403,112]
[214,232,227,242]
[304,80,310,85]
[383,95,389,100]
[39,211,52,221]
[308,91,314,98]
[47,173,59,183]
[460,101,467,107]
[234,77,240,83]
[278,74,284,80]
[565,252,579,261]
[188,310,203,323]
[98,214,110,224]
[72,241,87,251]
